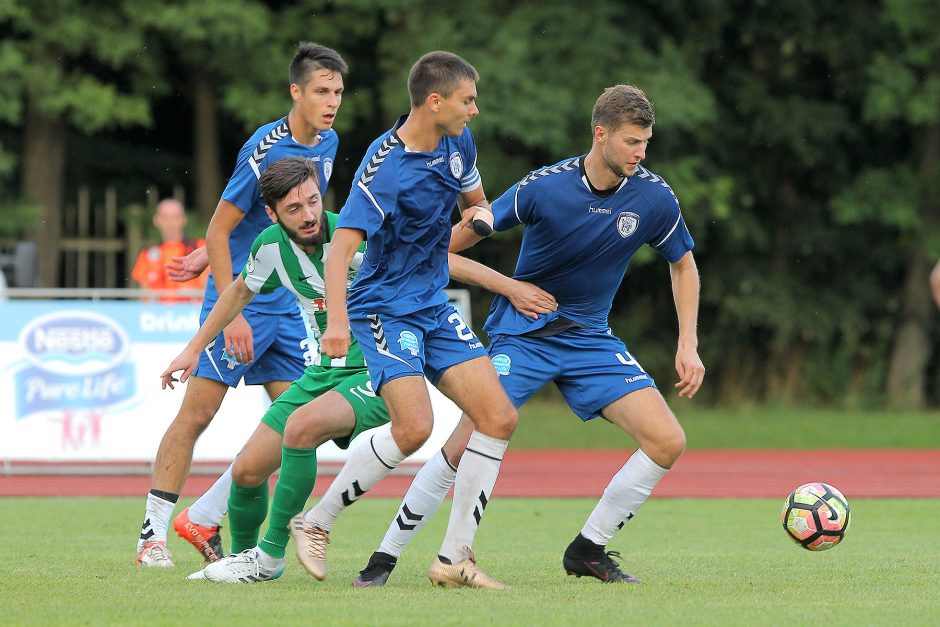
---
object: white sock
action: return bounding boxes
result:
[379,449,457,558]
[304,429,406,531]
[187,464,233,527]
[438,431,508,563]
[255,546,283,568]
[580,448,668,546]
[138,491,177,550]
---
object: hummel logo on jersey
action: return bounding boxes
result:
[589,206,612,215]
[426,155,444,168]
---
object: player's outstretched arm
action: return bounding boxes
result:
[669,251,705,398]
[206,199,255,363]
[448,254,557,320]
[321,227,366,358]
[166,246,208,282]
[160,277,255,389]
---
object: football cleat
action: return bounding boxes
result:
[353,551,398,588]
[202,548,284,584]
[136,541,175,568]
[290,514,330,581]
[173,507,224,563]
[562,534,641,584]
[428,549,507,590]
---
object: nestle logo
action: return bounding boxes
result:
[20,312,129,375]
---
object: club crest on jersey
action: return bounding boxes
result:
[323,157,333,181]
[449,152,464,179]
[491,353,512,376]
[245,256,255,275]
[398,330,420,356]
[617,212,640,239]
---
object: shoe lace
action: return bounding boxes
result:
[303,526,330,559]
[148,542,172,560]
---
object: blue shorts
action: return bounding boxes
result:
[193,305,309,387]
[487,328,656,421]
[350,303,487,392]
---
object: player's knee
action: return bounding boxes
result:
[475,404,517,441]
[231,458,265,488]
[176,403,217,436]
[391,418,433,455]
[283,417,313,449]
[651,425,686,468]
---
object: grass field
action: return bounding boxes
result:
[513,401,940,449]
[2,497,938,625]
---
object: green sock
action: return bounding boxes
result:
[228,481,269,554]
[258,446,318,559]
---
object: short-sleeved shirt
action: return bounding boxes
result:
[240,212,365,368]
[337,115,481,317]
[207,118,339,315]
[131,238,207,301]
[484,158,694,337]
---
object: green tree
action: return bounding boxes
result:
[1,0,153,286]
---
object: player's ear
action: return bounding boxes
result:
[426,92,441,112]
[265,204,279,224]
[594,124,607,144]
[289,82,302,103]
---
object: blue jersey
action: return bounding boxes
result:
[484,158,694,336]
[205,118,339,314]
[337,116,481,317]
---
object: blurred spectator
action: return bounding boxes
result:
[131,198,207,301]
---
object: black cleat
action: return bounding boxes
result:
[562,534,641,584]
[353,551,398,588]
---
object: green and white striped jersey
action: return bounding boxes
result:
[241,212,365,368]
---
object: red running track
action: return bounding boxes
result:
[1,450,938,498]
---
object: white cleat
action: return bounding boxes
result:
[186,568,208,581]
[137,541,175,568]
[202,548,284,584]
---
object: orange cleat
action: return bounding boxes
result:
[173,507,225,563]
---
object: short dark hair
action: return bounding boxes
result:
[259,157,320,212]
[407,51,479,108]
[591,85,655,131]
[289,42,348,88]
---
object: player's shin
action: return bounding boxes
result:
[258,446,318,559]
[228,481,269,553]
[303,429,406,530]
[580,448,667,545]
[379,449,457,558]
[437,431,508,563]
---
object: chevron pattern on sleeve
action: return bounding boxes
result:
[248,120,290,179]
[359,135,402,187]
[518,157,580,189]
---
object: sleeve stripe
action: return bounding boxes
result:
[461,165,481,191]
[357,179,386,220]
[654,214,683,248]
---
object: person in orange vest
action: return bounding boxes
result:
[131,198,207,301]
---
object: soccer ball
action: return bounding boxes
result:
[781,482,850,551]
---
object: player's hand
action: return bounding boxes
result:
[161,349,199,390]
[223,313,254,365]
[166,246,208,282]
[506,280,557,319]
[320,325,350,358]
[457,206,493,236]
[674,344,704,399]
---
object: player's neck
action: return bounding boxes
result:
[583,149,625,191]
[287,110,324,146]
[396,111,442,152]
